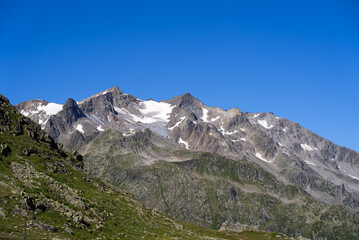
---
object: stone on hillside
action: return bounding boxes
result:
[0,143,11,157]
[22,148,29,156]
[0,208,6,217]
[64,226,74,235]
[36,200,48,212]
[26,197,36,211]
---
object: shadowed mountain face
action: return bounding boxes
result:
[15,87,359,239]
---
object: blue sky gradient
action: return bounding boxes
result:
[1,1,358,151]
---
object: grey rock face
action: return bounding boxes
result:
[44,98,86,143]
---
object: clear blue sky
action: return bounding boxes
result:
[1,1,358,151]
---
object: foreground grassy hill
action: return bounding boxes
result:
[0,94,295,239]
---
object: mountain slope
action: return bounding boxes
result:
[0,94,294,239]
[80,128,359,239]
[16,87,359,210]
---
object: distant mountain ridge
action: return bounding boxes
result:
[15,86,359,238]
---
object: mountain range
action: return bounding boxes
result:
[1,93,296,239]
[14,86,359,239]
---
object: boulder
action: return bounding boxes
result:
[0,209,6,217]
[64,226,74,235]
[0,144,11,157]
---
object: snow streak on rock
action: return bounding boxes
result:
[255,153,271,163]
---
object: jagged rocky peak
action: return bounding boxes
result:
[60,98,85,122]
[167,92,203,109]
[78,86,139,113]
[16,99,49,113]
[166,93,204,123]
[226,107,241,115]
[106,86,121,93]
[83,86,122,99]
[15,98,63,130]
[15,99,63,117]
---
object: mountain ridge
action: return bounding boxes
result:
[15,86,359,205]
[14,87,359,239]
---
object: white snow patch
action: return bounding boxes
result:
[304,160,317,166]
[349,174,359,180]
[343,170,359,180]
[300,144,314,151]
[178,137,189,149]
[97,125,104,131]
[21,102,62,117]
[201,108,220,123]
[252,113,260,118]
[258,120,273,129]
[255,153,271,163]
[107,116,111,122]
[210,116,220,122]
[278,142,283,147]
[115,102,174,125]
[75,124,84,133]
[21,110,31,116]
[40,120,48,129]
[137,100,174,123]
[102,91,108,95]
[169,116,185,130]
[201,108,209,122]
[114,102,174,137]
[283,128,287,132]
[226,130,238,135]
[240,138,246,142]
[37,103,63,115]
[219,126,238,135]
[240,128,245,132]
